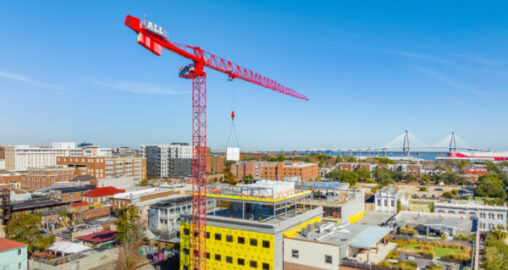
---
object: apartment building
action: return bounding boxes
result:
[13,143,81,171]
[56,156,147,181]
[207,155,225,175]
[140,143,194,178]
[0,238,28,270]
[21,166,86,190]
[230,161,318,181]
[434,200,508,231]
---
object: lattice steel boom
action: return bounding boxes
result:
[124,15,308,270]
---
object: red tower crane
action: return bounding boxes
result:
[124,15,308,269]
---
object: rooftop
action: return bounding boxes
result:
[83,186,125,197]
[206,181,311,203]
[151,194,192,208]
[296,222,391,249]
[0,238,27,252]
[113,187,172,200]
[51,185,95,193]
[77,230,118,244]
[11,198,69,211]
[394,211,476,234]
[435,199,508,210]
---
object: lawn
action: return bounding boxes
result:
[405,244,464,257]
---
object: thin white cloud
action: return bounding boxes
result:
[92,80,188,95]
[388,50,452,65]
[413,66,497,97]
[0,71,64,90]
[454,54,500,66]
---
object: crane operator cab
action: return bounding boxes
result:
[178,64,195,79]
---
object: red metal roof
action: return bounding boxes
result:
[0,238,27,252]
[71,201,89,207]
[77,230,118,244]
[82,187,125,197]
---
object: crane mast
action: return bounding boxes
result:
[124,15,307,269]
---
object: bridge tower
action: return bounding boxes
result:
[449,132,457,152]
[402,130,410,157]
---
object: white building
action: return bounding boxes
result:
[140,143,193,178]
[0,160,4,170]
[374,187,406,213]
[12,143,113,171]
[434,200,508,231]
[14,143,81,171]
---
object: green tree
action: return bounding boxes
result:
[224,171,237,184]
[115,205,145,270]
[443,191,453,199]
[116,205,141,245]
[397,200,402,212]
[475,174,507,200]
[484,234,508,270]
[140,178,148,186]
[373,157,395,164]
[5,213,54,253]
[326,169,358,186]
[356,167,371,182]
[372,168,394,187]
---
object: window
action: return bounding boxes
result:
[238,237,245,244]
[250,238,258,246]
[183,248,189,255]
[498,214,504,220]
[226,235,233,242]
[215,254,221,261]
[262,240,270,248]
[377,199,381,206]
[215,233,221,240]
[262,263,270,270]
[226,256,233,263]
[238,258,245,265]
[17,249,21,255]
[183,266,188,270]
[384,200,387,206]
[250,260,258,268]
[391,200,394,207]
[292,249,299,258]
[206,232,210,239]
[18,262,21,269]
[325,255,333,264]
[184,228,190,235]
[206,252,210,259]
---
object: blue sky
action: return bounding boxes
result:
[1,1,508,150]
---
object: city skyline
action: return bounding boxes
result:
[2,1,508,150]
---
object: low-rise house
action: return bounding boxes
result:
[374,187,406,213]
[82,186,125,204]
[91,175,135,189]
[0,238,28,270]
[284,222,392,268]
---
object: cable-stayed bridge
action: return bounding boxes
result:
[303,131,484,160]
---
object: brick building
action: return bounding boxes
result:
[207,155,225,175]
[21,166,86,191]
[0,146,15,170]
[56,156,147,181]
[82,187,125,204]
[230,161,318,181]
[49,186,95,203]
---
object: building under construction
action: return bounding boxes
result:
[179,181,323,270]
